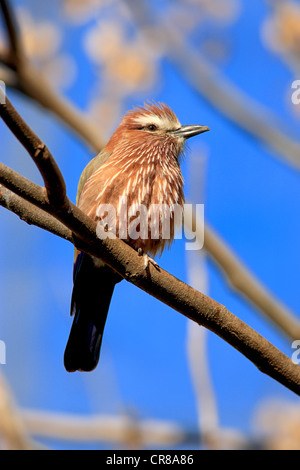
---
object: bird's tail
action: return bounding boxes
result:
[64,252,120,372]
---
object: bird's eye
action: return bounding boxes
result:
[147,124,157,131]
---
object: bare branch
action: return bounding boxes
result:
[1,95,300,396]
[204,223,300,339]
[0,184,72,241]
[184,205,300,340]
[0,94,68,208]
[0,162,52,211]
[0,160,96,247]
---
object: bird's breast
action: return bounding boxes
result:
[79,153,184,256]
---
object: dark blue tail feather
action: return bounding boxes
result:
[64,253,121,372]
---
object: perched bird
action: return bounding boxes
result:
[64,102,209,372]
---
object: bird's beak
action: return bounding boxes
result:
[170,125,210,139]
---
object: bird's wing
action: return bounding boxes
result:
[73,149,112,265]
[76,149,112,204]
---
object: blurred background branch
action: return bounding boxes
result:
[21,409,200,448]
[125,0,300,171]
[0,0,105,151]
[0,371,37,449]
[184,208,300,339]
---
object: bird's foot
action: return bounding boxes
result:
[137,248,160,271]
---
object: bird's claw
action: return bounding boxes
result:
[138,248,159,271]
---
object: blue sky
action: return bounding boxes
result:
[0,0,300,449]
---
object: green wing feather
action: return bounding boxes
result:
[76,149,112,204]
[74,149,112,262]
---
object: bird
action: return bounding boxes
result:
[64,102,209,372]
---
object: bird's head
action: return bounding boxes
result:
[105,102,209,159]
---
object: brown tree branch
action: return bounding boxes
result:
[1,92,300,396]
[0,97,68,207]
[0,184,72,241]
[204,224,300,339]
[184,205,300,339]
[0,162,52,211]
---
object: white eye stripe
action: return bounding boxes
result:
[134,114,180,130]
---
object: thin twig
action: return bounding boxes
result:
[1,95,300,396]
